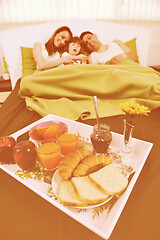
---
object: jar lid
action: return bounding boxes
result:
[93,123,111,132]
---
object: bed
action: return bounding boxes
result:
[0,20,160,240]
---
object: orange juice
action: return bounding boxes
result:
[36,141,61,170]
[57,133,78,155]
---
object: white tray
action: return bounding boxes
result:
[0,114,153,239]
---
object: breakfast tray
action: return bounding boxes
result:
[0,114,153,239]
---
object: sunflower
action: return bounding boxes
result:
[119,102,150,124]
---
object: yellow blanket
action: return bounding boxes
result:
[19,60,160,120]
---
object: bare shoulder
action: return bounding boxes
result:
[33,42,42,50]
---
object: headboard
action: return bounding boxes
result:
[0,19,151,89]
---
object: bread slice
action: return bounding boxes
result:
[58,180,87,207]
[71,176,109,204]
[89,165,128,195]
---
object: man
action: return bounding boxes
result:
[80,31,138,64]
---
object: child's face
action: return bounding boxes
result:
[68,42,81,55]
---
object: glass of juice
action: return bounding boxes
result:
[90,123,112,154]
[57,133,78,155]
[36,139,61,170]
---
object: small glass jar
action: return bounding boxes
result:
[90,123,112,154]
[57,133,78,155]
[36,139,61,170]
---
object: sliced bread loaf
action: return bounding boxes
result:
[89,165,128,195]
[58,180,87,207]
[72,176,109,204]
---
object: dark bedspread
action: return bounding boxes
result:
[0,79,160,240]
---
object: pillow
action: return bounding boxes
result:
[21,47,36,78]
[3,57,9,74]
[2,46,42,79]
[125,38,137,53]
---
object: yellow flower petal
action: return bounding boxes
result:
[119,101,150,117]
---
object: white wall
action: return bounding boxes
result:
[147,24,160,66]
[126,22,160,66]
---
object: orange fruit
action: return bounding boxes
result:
[36,126,48,136]
[42,124,60,139]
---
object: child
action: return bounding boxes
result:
[62,36,88,64]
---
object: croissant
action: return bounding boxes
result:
[58,148,92,180]
[73,154,112,177]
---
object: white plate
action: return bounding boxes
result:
[52,169,113,209]
[0,114,153,240]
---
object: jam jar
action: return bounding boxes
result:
[90,123,112,154]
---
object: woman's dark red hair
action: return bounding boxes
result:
[45,26,73,56]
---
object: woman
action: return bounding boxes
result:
[80,31,138,65]
[33,26,84,70]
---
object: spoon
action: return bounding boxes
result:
[93,96,100,131]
